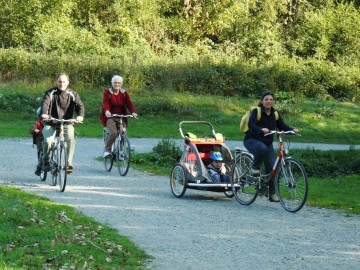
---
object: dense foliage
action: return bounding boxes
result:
[293,148,360,178]
[0,0,359,99]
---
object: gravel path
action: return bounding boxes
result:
[1,138,359,270]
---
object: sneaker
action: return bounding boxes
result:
[250,169,260,176]
[42,162,50,172]
[103,151,112,158]
[34,166,42,176]
[269,194,280,202]
[67,165,73,174]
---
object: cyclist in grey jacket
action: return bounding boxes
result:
[35,73,84,176]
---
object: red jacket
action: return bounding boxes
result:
[100,88,136,126]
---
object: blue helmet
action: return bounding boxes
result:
[210,152,223,161]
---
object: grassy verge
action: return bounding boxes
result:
[0,186,149,269]
[307,175,360,215]
[1,83,360,144]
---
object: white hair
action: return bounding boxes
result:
[111,75,123,83]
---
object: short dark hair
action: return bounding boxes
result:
[261,91,274,101]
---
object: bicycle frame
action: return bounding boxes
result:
[268,132,287,180]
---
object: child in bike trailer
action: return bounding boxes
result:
[31,107,44,175]
[207,152,230,183]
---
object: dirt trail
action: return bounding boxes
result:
[0,138,359,270]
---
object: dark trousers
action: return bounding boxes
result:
[244,138,276,194]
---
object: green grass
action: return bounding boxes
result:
[0,186,149,269]
[1,83,360,144]
[307,175,360,215]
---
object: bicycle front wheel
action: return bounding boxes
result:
[58,143,68,192]
[231,153,258,205]
[275,157,308,213]
[117,136,131,176]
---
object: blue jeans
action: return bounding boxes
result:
[209,172,230,183]
[244,138,276,194]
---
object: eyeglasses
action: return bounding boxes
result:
[113,82,122,84]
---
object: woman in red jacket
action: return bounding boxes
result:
[102,75,138,157]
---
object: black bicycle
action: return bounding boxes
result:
[44,118,80,192]
[103,114,136,176]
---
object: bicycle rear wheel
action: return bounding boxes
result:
[37,149,47,181]
[58,144,68,192]
[231,153,258,205]
[117,136,131,176]
[103,129,114,172]
[275,157,308,213]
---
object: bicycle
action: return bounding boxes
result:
[43,118,80,192]
[103,114,136,176]
[231,130,308,213]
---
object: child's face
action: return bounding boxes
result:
[211,160,222,168]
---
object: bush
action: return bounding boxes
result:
[293,148,360,178]
[132,139,182,168]
[1,49,359,100]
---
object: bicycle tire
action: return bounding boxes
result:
[58,143,68,192]
[117,136,131,176]
[231,153,258,205]
[50,146,57,186]
[170,164,187,198]
[37,149,47,181]
[275,157,308,213]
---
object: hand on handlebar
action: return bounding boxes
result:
[41,114,50,120]
[261,128,270,134]
[105,110,111,117]
[76,116,84,123]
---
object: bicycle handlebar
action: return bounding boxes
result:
[44,118,82,124]
[107,114,138,119]
[265,130,300,136]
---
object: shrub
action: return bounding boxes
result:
[132,139,182,168]
[293,148,360,178]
